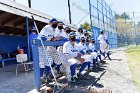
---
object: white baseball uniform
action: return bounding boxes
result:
[98,34,107,53]
[103,34,109,53]
[63,41,79,65]
[88,43,98,59]
[55,28,66,38]
[38,25,61,68]
[77,42,92,62]
[75,32,83,40]
[63,41,79,79]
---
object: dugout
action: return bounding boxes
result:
[0,0,77,67]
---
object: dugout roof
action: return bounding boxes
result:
[0,0,77,36]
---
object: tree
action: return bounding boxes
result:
[115,12,130,20]
[80,22,91,32]
[120,12,130,19]
[115,14,120,20]
[116,12,132,34]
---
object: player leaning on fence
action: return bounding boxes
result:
[38,18,62,82]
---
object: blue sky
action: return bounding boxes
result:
[14,0,140,25]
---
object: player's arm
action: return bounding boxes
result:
[51,36,63,41]
[78,44,86,55]
[74,46,85,63]
[74,54,85,63]
[63,43,74,59]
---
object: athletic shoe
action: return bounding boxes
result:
[77,73,84,79]
[71,77,76,83]
[41,77,46,84]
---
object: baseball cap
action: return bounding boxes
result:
[64,26,71,30]
[80,36,85,40]
[31,26,36,31]
[69,32,76,38]
[58,21,65,25]
[78,28,83,31]
[83,30,88,34]
[49,18,58,23]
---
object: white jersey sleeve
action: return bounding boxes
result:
[63,42,69,54]
[77,43,83,51]
[76,32,80,40]
[39,25,55,41]
[89,43,95,51]
[54,28,60,37]
[78,42,88,53]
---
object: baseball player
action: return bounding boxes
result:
[38,18,62,82]
[77,37,92,77]
[75,28,83,43]
[98,31,111,60]
[63,32,84,82]
[103,32,111,60]
[88,38,98,67]
[29,26,38,61]
[63,26,71,39]
[55,22,71,74]
[55,21,66,38]
[82,30,91,46]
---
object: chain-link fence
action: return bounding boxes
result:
[117,12,140,47]
[89,0,117,50]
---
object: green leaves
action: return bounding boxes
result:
[80,22,91,32]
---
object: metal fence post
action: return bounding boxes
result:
[32,44,41,91]
[26,17,31,62]
[133,12,137,47]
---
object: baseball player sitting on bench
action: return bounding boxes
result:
[88,38,99,68]
[63,32,85,82]
[77,37,92,78]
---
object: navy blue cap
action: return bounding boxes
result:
[69,32,76,38]
[78,28,83,31]
[31,26,36,31]
[80,36,85,40]
[58,21,64,25]
[64,26,71,30]
[49,18,58,23]
[83,30,88,34]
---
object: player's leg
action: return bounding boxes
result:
[68,58,77,82]
[98,54,102,61]
[78,62,89,74]
[45,66,51,78]
[38,46,47,83]
[70,64,77,82]
[91,52,98,67]
[100,43,106,57]
[106,49,111,60]
[51,47,62,73]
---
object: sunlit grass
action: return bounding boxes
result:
[125,45,140,92]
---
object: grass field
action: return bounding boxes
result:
[125,45,140,92]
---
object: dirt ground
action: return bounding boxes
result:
[0,48,139,93]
